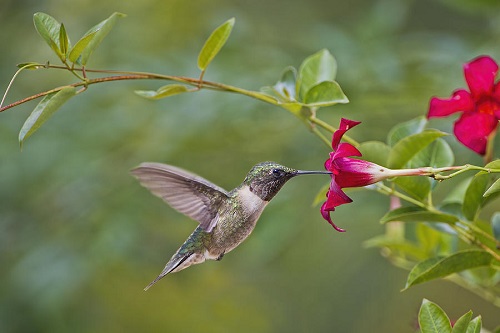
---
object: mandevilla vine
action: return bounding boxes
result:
[2,12,500,332]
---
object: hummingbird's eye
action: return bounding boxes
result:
[272,168,284,178]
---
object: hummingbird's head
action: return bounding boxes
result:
[244,162,330,201]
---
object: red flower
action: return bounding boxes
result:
[321,118,432,232]
[427,55,500,155]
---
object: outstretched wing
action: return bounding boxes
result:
[131,162,229,232]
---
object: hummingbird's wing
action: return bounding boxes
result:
[131,162,229,232]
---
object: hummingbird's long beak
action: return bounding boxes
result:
[295,170,332,176]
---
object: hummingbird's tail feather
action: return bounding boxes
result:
[143,251,206,291]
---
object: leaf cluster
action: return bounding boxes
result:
[418,299,483,333]
[15,12,125,146]
[362,117,500,302]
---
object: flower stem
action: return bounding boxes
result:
[374,183,427,209]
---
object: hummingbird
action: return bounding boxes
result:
[131,161,330,290]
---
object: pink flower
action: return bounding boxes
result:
[321,118,432,232]
[427,55,500,155]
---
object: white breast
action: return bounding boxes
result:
[237,186,268,216]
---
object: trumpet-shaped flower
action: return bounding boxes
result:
[321,118,433,232]
[427,55,500,155]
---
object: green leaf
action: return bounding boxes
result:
[303,80,349,106]
[442,177,471,205]
[358,141,391,166]
[387,129,447,169]
[484,178,500,197]
[68,32,97,63]
[451,311,472,333]
[492,213,500,243]
[135,84,190,99]
[59,23,70,60]
[19,86,77,146]
[68,12,126,65]
[418,299,452,333]
[393,176,431,201]
[387,116,427,147]
[33,12,65,61]
[405,250,493,289]
[462,173,489,221]
[274,66,297,101]
[409,139,454,169]
[296,49,337,100]
[197,17,235,71]
[484,159,500,169]
[260,67,298,103]
[466,316,482,333]
[380,207,458,224]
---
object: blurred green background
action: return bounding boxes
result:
[1,0,499,332]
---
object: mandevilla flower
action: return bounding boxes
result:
[427,55,500,156]
[321,118,436,232]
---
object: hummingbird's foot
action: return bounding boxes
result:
[216,252,225,261]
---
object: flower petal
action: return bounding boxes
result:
[453,111,499,155]
[331,118,361,150]
[333,157,382,187]
[320,178,351,232]
[427,90,473,118]
[331,142,362,160]
[320,203,346,232]
[464,56,499,98]
[323,178,353,210]
[494,83,500,118]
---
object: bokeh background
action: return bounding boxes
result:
[1,0,499,332]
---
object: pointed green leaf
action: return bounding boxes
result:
[466,316,482,333]
[135,84,190,99]
[303,80,349,107]
[296,49,337,100]
[387,129,447,169]
[33,12,64,60]
[59,23,70,60]
[19,86,77,146]
[68,32,97,63]
[492,213,500,243]
[197,18,235,71]
[68,12,125,65]
[380,207,458,224]
[405,250,493,289]
[484,178,500,197]
[451,311,472,333]
[462,173,489,221]
[387,116,427,147]
[358,141,391,166]
[418,299,452,333]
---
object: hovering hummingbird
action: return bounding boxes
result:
[131,161,330,290]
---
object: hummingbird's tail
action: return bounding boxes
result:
[143,251,206,291]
